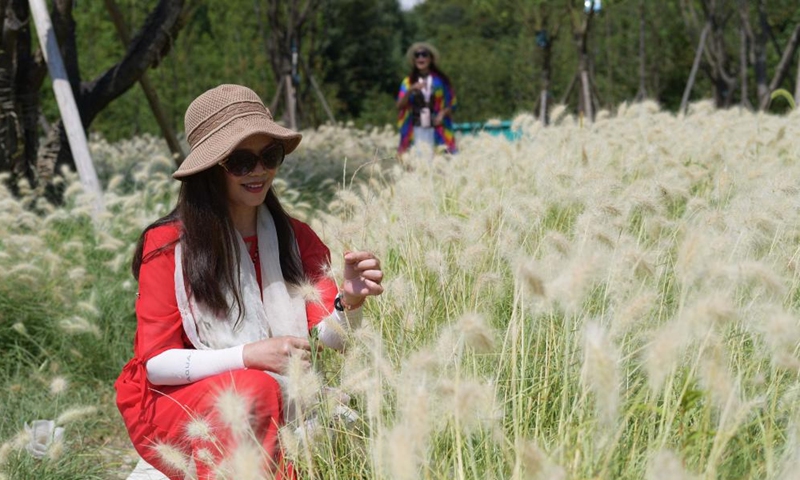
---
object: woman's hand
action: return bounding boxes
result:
[342,251,384,308]
[434,109,448,126]
[242,336,315,373]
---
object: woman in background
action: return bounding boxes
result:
[396,42,458,155]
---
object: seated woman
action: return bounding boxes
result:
[115,84,384,479]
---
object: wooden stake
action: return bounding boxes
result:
[284,74,296,130]
[29,0,104,216]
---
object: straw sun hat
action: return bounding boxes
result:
[405,42,441,67]
[173,84,302,179]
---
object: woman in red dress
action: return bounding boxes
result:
[115,84,384,479]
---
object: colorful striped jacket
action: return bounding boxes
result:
[396,72,458,154]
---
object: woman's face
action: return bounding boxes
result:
[223,134,279,211]
[414,49,432,72]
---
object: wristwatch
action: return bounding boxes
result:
[334,293,364,312]
[334,294,346,312]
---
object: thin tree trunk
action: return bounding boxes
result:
[754,1,770,107]
[635,0,647,101]
[580,68,592,120]
[795,56,800,106]
[560,73,577,105]
[104,0,185,164]
[681,22,711,115]
[759,23,800,110]
[740,23,751,109]
[539,39,552,125]
[283,74,296,130]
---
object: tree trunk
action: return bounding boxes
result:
[681,22,710,115]
[539,36,553,125]
[635,0,648,101]
[43,0,186,192]
[759,23,800,110]
[0,0,186,196]
[738,0,752,109]
[573,1,596,121]
[754,1,770,108]
[795,57,800,106]
[104,0,185,164]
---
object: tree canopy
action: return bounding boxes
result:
[31,0,800,144]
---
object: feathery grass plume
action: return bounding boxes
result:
[152,442,192,478]
[516,260,546,298]
[455,312,495,353]
[381,424,424,480]
[49,376,68,395]
[646,449,698,480]
[581,321,621,427]
[0,442,13,466]
[775,421,800,480]
[185,418,215,443]
[754,307,800,370]
[675,231,710,288]
[698,341,739,411]
[218,440,267,480]
[58,316,102,338]
[513,440,566,480]
[340,327,395,421]
[11,322,27,335]
[56,406,98,425]
[611,290,657,337]
[214,388,251,439]
[285,354,321,409]
[735,261,787,297]
[687,295,738,330]
[293,280,323,306]
[436,378,497,434]
[645,320,694,393]
[278,425,302,463]
[193,447,216,470]
[45,437,65,461]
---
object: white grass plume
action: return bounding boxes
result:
[647,449,698,480]
[56,406,97,425]
[581,321,621,427]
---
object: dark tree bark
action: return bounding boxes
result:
[570,0,597,121]
[759,23,800,110]
[529,3,559,125]
[681,0,737,108]
[738,0,752,109]
[0,0,187,195]
[635,0,648,101]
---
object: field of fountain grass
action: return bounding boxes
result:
[2,101,800,479]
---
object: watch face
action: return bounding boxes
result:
[334,295,345,312]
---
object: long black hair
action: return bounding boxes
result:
[131,165,304,320]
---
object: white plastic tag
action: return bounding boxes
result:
[420,107,431,128]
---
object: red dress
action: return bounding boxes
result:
[115,219,338,479]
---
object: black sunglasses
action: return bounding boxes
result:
[414,50,430,59]
[219,143,285,176]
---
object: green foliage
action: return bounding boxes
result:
[47,0,800,143]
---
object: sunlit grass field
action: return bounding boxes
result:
[2,101,800,479]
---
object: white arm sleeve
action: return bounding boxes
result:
[316,308,363,351]
[146,345,245,386]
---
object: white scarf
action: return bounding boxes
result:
[174,205,307,349]
[173,206,308,421]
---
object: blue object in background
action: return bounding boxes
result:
[452,120,521,141]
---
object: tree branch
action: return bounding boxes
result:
[79,0,185,125]
[761,23,800,109]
